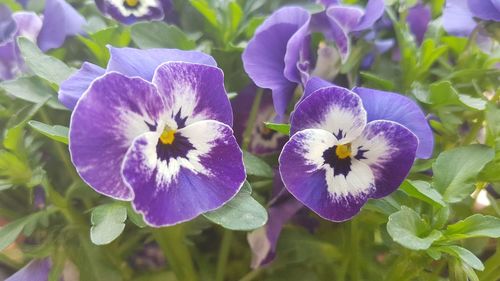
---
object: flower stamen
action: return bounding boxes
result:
[335,144,351,159]
[124,0,139,7]
[159,129,176,145]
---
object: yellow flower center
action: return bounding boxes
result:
[125,0,139,7]
[159,129,176,145]
[335,144,351,159]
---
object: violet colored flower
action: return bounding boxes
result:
[0,0,85,80]
[407,3,431,44]
[443,0,500,37]
[68,51,245,227]
[95,0,172,24]
[279,86,419,221]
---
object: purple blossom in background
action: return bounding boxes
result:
[443,0,500,37]
[67,48,245,227]
[95,0,173,24]
[0,0,85,80]
[407,3,431,44]
[232,84,288,155]
[280,86,419,221]
[6,258,52,281]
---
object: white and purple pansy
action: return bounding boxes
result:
[68,51,245,227]
[95,0,172,24]
[279,86,419,221]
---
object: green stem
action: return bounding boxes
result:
[215,230,233,281]
[349,220,361,281]
[152,225,198,281]
[239,268,262,281]
[242,89,264,151]
[43,179,85,225]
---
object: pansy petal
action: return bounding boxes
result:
[352,0,385,31]
[467,0,500,21]
[0,42,18,80]
[0,5,16,44]
[12,12,42,42]
[326,6,363,31]
[352,87,434,158]
[59,62,106,110]
[122,120,245,227]
[351,120,418,198]
[70,72,165,200]
[291,86,367,143]
[152,62,232,128]
[302,76,334,102]
[95,0,165,24]
[106,46,216,81]
[248,196,303,268]
[279,129,373,221]
[283,9,311,84]
[442,0,476,37]
[6,258,51,281]
[243,7,309,116]
[311,12,350,61]
[37,0,86,52]
[407,4,431,44]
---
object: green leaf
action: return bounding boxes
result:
[264,122,291,135]
[225,1,243,41]
[17,37,75,85]
[443,214,500,240]
[131,22,196,50]
[400,180,446,208]
[243,151,273,178]
[387,206,442,250]
[359,71,396,91]
[28,121,69,145]
[90,204,127,245]
[433,145,495,203]
[437,245,484,271]
[203,181,268,231]
[0,76,65,110]
[126,204,147,228]
[0,212,44,251]
[428,81,486,110]
[189,0,219,27]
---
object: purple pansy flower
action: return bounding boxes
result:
[407,3,431,44]
[95,0,172,24]
[0,0,85,80]
[7,258,79,281]
[232,84,288,155]
[279,86,419,221]
[242,1,384,118]
[68,50,245,226]
[443,0,500,37]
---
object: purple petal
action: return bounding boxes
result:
[302,76,335,101]
[37,0,86,52]
[0,5,16,44]
[407,4,431,44]
[248,196,303,268]
[69,72,166,200]
[352,0,385,31]
[351,120,418,198]
[283,10,311,84]
[352,87,434,158]
[152,62,233,127]
[279,129,373,221]
[326,6,364,31]
[0,42,18,80]
[311,12,350,61]
[290,86,367,143]
[6,258,51,281]
[58,62,106,110]
[243,7,309,116]
[468,0,500,21]
[443,0,477,37]
[12,12,42,41]
[106,46,216,81]
[122,120,245,227]
[95,0,165,25]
